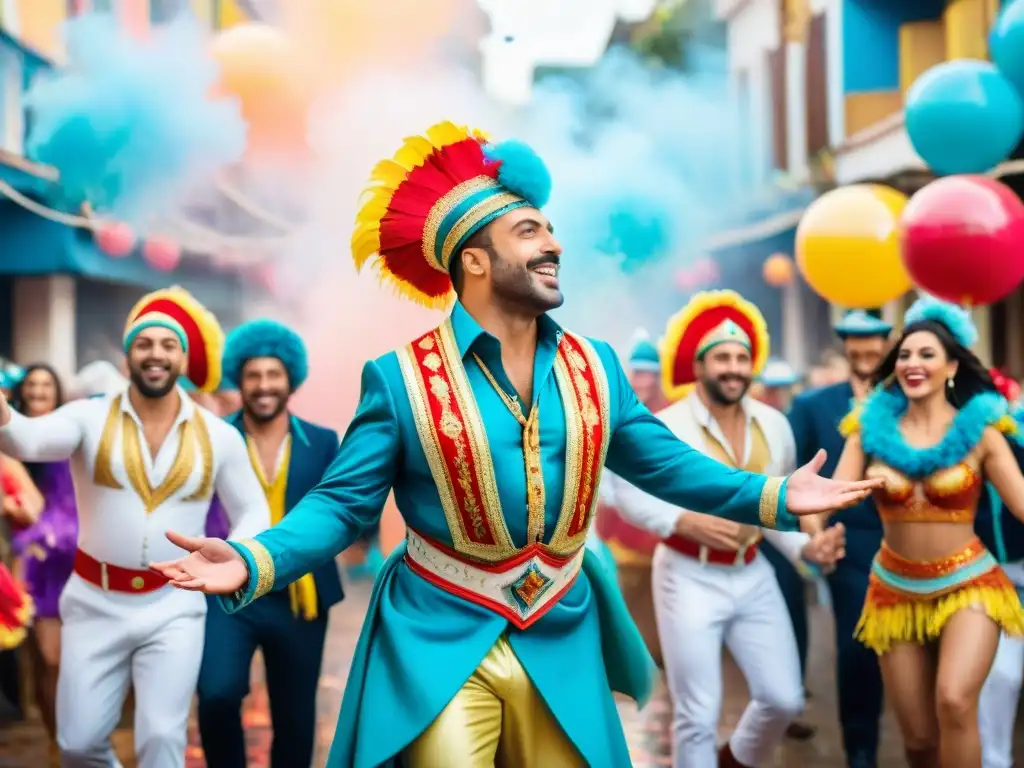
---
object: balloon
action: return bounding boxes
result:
[763,253,794,287]
[209,23,309,157]
[281,0,460,90]
[692,256,719,285]
[94,222,136,258]
[905,59,1024,175]
[796,184,913,308]
[143,237,181,272]
[900,175,1024,306]
[992,0,1024,96]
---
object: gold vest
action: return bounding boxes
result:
[700,416,771,548]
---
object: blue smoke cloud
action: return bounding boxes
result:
[510,45,748,342]
[25,12,246,226]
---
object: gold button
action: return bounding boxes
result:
[131,576,145,590]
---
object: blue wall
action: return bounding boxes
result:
[843,0,946,93]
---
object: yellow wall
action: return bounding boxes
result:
[12,0,68,60]
[899,21,945,95]
[944,0,990,59]
[844,91,904,136]
[190,0,215,27]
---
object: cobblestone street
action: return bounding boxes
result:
[0,578,1022,766]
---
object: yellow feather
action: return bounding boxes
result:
[996,414,1018,436]
[839,407,861,438]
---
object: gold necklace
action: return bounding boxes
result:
[472,353,547,543]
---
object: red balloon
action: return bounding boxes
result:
[143,237,181,272]
[900,175,1024,306]
[94,222,136,258]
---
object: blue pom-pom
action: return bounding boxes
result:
[222,319,309,390]
[485,140,552,208]
[904,295,978,348]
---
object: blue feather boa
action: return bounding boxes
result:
[860,389,1011,477]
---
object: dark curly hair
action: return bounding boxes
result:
[872,319,996,407]
[11,363,64,415]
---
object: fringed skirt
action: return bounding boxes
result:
[855,538,1024,655]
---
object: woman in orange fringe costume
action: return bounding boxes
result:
[830,297,1024,768]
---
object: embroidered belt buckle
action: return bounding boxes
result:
[403,528,584,630]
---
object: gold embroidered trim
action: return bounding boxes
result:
[437,320,515,554]
[93,396,125,489]
[397,324,515,560]
[422,177,500,272]
[440,192,522,267]
[759,477,785,529]
[547,333,613,555]
[471,353,547,544]
[122,417,197,514]
[237,537,275,600]
[183,410,214,502]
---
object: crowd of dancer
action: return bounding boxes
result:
[0,118,1022,768]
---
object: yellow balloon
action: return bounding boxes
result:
[796,184,913,308]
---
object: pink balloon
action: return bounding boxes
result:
[143,237,182,272]
[900,175,1024,306]
[94,222,136,258]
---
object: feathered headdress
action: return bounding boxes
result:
[661,290,770,402]
[903,295,977,348]
[351,121,553,308]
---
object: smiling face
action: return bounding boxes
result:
[239,357,291,423]
[696,341,753,405]
[895,330,957,401]
[21,368,59,416]
[460,207,564,313]
[127,327,186,399]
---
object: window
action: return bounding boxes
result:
[151,0,188,23]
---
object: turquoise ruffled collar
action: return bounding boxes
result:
[860,389,1008,478]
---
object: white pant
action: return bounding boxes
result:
[652,544,804,768]
[57,574,207,768]
[979,561,1024,768]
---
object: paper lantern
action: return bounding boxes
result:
[763,253,794,287]
[900,175,1024,306]
[94,222,136,258]
[796,184,913,308]
[143,237,182,272]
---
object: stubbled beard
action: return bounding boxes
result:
[703,376,750,405]
[129,366,178,399]
[243,394,288,423]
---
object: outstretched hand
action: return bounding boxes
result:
[785,450,883,517]
[149,531,249,595]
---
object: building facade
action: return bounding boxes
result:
[0,0,264,380]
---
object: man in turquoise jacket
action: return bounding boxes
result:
[151,121,880,768]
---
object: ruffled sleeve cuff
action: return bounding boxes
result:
[216,538,276,615]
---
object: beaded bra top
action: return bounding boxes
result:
[841,389,1023,527]
[866,457,982,524]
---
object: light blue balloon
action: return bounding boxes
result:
[992,0,1024,95]
[905,59,1024,175]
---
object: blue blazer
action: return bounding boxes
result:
[788,382,881,534]
[226,410,345,610]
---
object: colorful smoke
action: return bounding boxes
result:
[25,13,246,226]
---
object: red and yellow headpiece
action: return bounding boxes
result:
[661,289,770,402]
[352,121,553,308]
[124,287,224,393]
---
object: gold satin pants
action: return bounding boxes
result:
[402,636,586,767]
